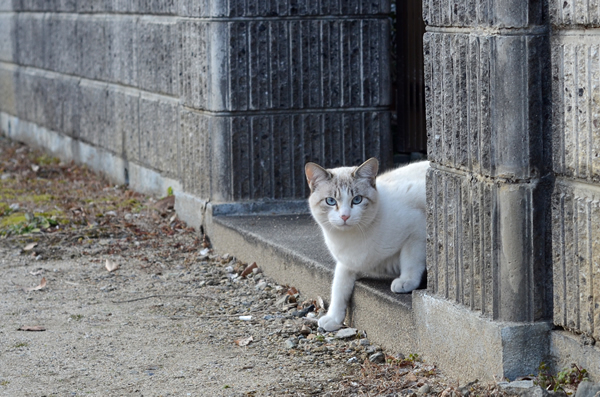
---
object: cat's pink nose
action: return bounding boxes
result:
[341,215,350,222]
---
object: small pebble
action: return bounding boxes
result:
[347,357,358,364]
[418,384,431,395]
[255,281,267,290]
[368,352,386,364]
[335,328,357,339]
[285,339,297,349]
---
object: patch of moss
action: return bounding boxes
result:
[1,212,26,227]
[33,154,60,166]
[32,194,54,203]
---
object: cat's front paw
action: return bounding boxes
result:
[391,277,420,294]
[318,315,344,332]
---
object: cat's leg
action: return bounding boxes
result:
[318,263,357,331]
[391,238,426,294]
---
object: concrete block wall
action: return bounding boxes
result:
[0,0,392,204]
[423,0,553,323]
[551,0,600,340]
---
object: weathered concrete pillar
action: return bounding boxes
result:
[417,0,553,381]
[549,0,600,377]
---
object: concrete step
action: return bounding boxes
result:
[208,214,418,355]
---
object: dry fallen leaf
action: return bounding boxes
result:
[154,195,175,213]
[23,242,38,251]
[18,325,46,331]
[105,259,119,272]
[240,262,258,278]
[316,296,325,310]
[234,336,253,347]
[27,277,47,292]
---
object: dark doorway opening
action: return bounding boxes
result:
[392,0,427,164]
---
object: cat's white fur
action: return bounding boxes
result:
[305,158,429,331]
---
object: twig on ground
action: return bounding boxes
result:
[111,294,218,304]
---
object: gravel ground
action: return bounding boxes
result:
[0,136,519,396]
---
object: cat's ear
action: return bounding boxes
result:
[305,162,331,192]
[353,157,379,186]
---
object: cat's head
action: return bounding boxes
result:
[305,158,379,232]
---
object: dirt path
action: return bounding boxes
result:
[0,136,518,396]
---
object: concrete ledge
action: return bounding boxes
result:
[413,290,552,381]
[208,214,417,354]
[550,330,600,381]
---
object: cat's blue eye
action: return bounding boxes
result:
[325,197,337,206]
[352,195,363,205]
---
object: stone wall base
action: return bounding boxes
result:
[413,291,552,382]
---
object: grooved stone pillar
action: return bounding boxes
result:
[424,0,551,323]
[550,0,600,344]
[418,0,553,380]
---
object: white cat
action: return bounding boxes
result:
[305,158,429,332]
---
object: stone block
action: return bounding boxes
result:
[105,15,138,87]
[76,15,110,82]
[0,13,15,63]
[54,76,81,138]
[138,94,179,177]
[414,291,552,382]
[424,31,548,179]
[222,18,388,112]
[76,0,113,13]
[177,0,388,17]
[14,69,43,126]
[0,63,16,116]
[179,109,211,197]
[16,0,55,11]
[179,21,229,111]
[78,80,107,147]
[427,166,551,322]
[551,331,600,382]
[0,0,13,11]
[179,20,209,110]
[182,111,392,202]
[14,13,46,68]
[55,0,76,12]
[137,17,178,96]
[552,181,600,340]
[129,0,176,15]
[227,111,391,201]
[423,0,543,28]
[46,14,78,76]
[552,36,600,182]
[105,87,141,162]
[104,86,140,156]
[551,0,600,27]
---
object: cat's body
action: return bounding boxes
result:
[305,158,429,331]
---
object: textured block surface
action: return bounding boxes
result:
[552,181,600,340]
[551,0,600,27]
[0,64,16,116]
[139,94,179,177]
[424,31,549,179]
[0,13,14,63]
[426,166,551,322]
[180,18,389,112]
[423,0,543,28]
[552,36,600,182]
[136,17,178,96]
